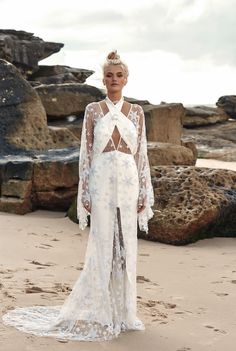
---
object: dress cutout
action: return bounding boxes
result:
[100,99,132,153]
[2,96,154,341]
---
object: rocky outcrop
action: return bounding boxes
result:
[217,95,236,119]
[0,29,63,77]
[30,65,94,84]
[35,83,105,119]
[183,119,236,161]
[0,148,79,215]
[183,106,228,127]
[125,97,150,106]
[0,59,79,153]
[148,142,197,166]
[0,160,33,214]
[139,166,236,245]
[143,103,184,144]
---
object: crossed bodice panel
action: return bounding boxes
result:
[99,100,132,154]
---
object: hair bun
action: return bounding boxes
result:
[107,50,120,61]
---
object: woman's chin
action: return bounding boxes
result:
[107,86,122,93]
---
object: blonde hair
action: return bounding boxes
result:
[103,50,129,77]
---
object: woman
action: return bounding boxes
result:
[2,51,154,341]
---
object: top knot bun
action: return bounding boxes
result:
[107,50,120,61]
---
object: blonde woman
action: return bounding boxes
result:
[2,51,154,341]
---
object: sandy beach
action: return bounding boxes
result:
[0,159,236,351]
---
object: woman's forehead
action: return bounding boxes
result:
[104,65,124,74]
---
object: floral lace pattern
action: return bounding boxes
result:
[77,98,154,232]
[2,97,154,342]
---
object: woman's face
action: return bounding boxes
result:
[103,65,127,93]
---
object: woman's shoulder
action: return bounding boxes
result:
[129,102,144,115]
[86,101,99,110]
[85,101,101,112]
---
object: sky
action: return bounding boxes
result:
[1,0,236,105]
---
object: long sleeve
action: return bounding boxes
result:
[77,104,94,230]
[134,105,154,233]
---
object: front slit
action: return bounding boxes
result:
[116,207,126,270]
[111,207,126,275]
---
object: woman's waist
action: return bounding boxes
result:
[91,149,136,165]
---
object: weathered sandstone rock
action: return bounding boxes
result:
[148,142,196,166]
[0,59,79,153]
[216,95,236,119]
[139,166,236,245]
[31,65,94,84]
[0,149,79,214]
[183,119,236,161]
[0,29,63,76]
[183,106,228,127]
[35,83,105,119]
[0,160,33,214]
[143,103,184,144]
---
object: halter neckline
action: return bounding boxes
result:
[105,96,124,111]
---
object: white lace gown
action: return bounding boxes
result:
[2,97,154,341]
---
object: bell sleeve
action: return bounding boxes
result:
[77,104,94,230]
[134,105,155,233]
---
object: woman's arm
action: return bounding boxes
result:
[77,104,94,228]
[80,104,94,213]
[134,105,154,231]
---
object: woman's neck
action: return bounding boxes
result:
[107,93,122,104]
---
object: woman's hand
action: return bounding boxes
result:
[83,199,91,213]
[137,204,146,213]
[137,197,146,213]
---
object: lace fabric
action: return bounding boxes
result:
[77,97,154,232]
[2,97,154,342]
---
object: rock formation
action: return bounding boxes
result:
[0,59,79,153]
[148,142,196,166]
[183,105,228,127]
[143,103,184,144]
[0,149,79,214]
[0,29,63,77]
[183,119,236,161]
[35,83,105,119]
[217,95,236,119]
[139,166,236,245]
[30,65,94,84]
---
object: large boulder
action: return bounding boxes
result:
[33,159,78,210]
[0,160,34,214]
[35,83,105,119]
[30,65,94,84]
[0,59,79,153]
[0,148,80,214]
[0,29,63,77]
[140,166,236,245]
[217,95,236,119]
[183,106,228,127]
[143,103,184,144]
[148,142,196,166]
